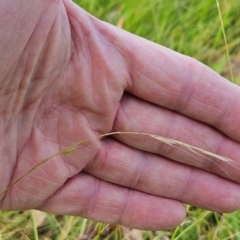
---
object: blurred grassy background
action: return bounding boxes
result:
[80,0,240,83]
[1,0,240,239]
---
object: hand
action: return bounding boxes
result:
[1,0,240,230]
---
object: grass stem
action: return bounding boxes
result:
[31,210,39,240]
[216,0,234,83]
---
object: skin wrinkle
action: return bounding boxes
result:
[89,41,95,115]
[24,180,48,196]
[132,67,179,101]
[37,177,71,211]
[68,26,77,64]
[123,38,138,91]
[165,119,204,159]
[1,1,18,72]
[15,52,31,111]
[17,107,41,158]
[113,96,128,131]
[0,66,25,99]
[93,20,134,92]
[213,86,239,130]
[103,205,122,221]
[111,101,123,132]
[67,17,85,54]
[67,12,125,131]
[85,176,100,220]
[86,139,123,181]
[174,57,196,112]
[183,71,234,127]
[11,138,54,205]
[131,151,148,190]
[0,132,17,205]
[107,44,131,89]
[21,153,50,179]
[147,52,172,80]
[88,138,109,174]
[31,172,59,186]
[24,36,63,110]
[211,137,239,179]
[0,62,23,118]
[10,184,31,210]
[230,103,240,125]
[56,103,104,151]
[60,17,70,57]
[56,105,78,177]
[178,167,195,201]
[102,192,124,224]
[0,6,42,81]
[197,137,226,172]
[56,103,63,170]
[40,10,70,75]
[83,28,129,128]
[156,110,178,157]
[75,176,94,216]
[117,187,131,227]
[62,58,93,111]
[88,42,111,115]
[85,140,106,174]
[0,142,12,202]
[82,70,115,132]
[190,97,219,115]
[18,187,45,203]
[67,8,98,52]
[150,163,177,195]
[24,128,64,182]
[131,45,180,97]
[8,157,61,211]
[108,140,130,176]
[169,125,225,171]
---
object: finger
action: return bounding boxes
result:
[85,138,240,213]
[112,94,240,183]
[38,173,186,231]
[98,20,240,141]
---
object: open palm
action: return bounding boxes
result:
[1,0,240,230]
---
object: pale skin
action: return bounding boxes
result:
[2,0,240,230]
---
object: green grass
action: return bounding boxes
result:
[1,0,240,239]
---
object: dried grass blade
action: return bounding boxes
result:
[150,135,233,163]
[0,131,235,198]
